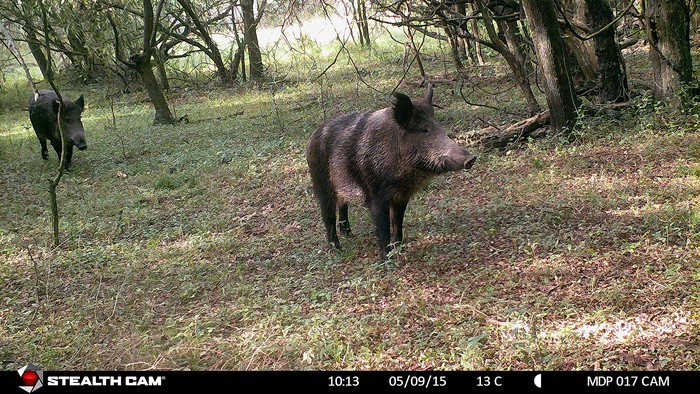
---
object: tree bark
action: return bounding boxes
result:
[585,0,629,102]
[476,0,540,115]
[522,0,580,132]
[359,0,371,47]
[23,27,48,76]
[240,0,263,82]
[561,0,598,85]
[644,0,695,104]
[153,48,170,91]
[176,0,235,83]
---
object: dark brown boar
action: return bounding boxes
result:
[306,84,476,261]
[29,89,87,169]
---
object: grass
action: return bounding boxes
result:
[1,31,700,371]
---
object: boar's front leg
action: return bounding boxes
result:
[390,201,408,246]
[49,138,62,161]
[38,138,49,160]
[64,144,74,169]
[370,197,392,261]
[338,203,351,236]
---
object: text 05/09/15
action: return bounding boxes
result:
[388,375,447,388]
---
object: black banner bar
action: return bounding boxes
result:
[1,370,696,393]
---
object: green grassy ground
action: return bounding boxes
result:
[1,38,699,371]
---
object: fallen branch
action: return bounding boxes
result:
[466,101,631,149]
[467,110,551,149]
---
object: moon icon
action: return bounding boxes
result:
[534,374,542,388]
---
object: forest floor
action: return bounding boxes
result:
[1,36,699,371]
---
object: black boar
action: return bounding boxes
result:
[306,84,476,261]
[29,89,87,169]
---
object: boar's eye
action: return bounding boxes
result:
[421,128,429,133]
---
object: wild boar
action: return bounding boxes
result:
[29,89,86,169]
[306,84,476,261]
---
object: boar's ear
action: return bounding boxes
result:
[392,92,414,126]
[75,94,85,110]
[425,83,433,104]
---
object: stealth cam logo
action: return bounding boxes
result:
[17,364,43,393]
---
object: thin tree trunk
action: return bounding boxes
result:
[177,0,234,83]
[471,18,485,65]
[240,0,263,82]
[359,1,371,47]
[24,27,48,76]
[134,53,175,124]
[476,0,540,115]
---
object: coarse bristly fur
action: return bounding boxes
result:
[306,84,476,262]
[29,89,87,169]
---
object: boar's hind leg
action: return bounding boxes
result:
[321,197,340,249]
[338,204,351,236]
[390,201,408,245]
[311,178,340,249]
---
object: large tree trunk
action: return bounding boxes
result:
[153,48,170,91]
[522,0,580,132]
[644,0,695,104]
[585,0,629,102]
[240,0,263,82]
[562,0,598,85]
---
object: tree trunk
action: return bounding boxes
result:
[359,0,371,47]
[691,0,700,30]
[135,54,175,124]
[522,0,580,132]
[240,0,263,82]
[476,0,540,115]
[562,0,598,85]
[23,27,48,76]
[153,49,170,91]
[585,0,629,102]
[445,25,464,69]
[177,0,235,83]
[497,17,539,114]
[470,18,485,65]
[354,0,365,47]
[644,0,695,104]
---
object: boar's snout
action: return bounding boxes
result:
[440,149,476,172]
[464,154,476,169]
[70,134,87,150]
[73,139,87,150]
